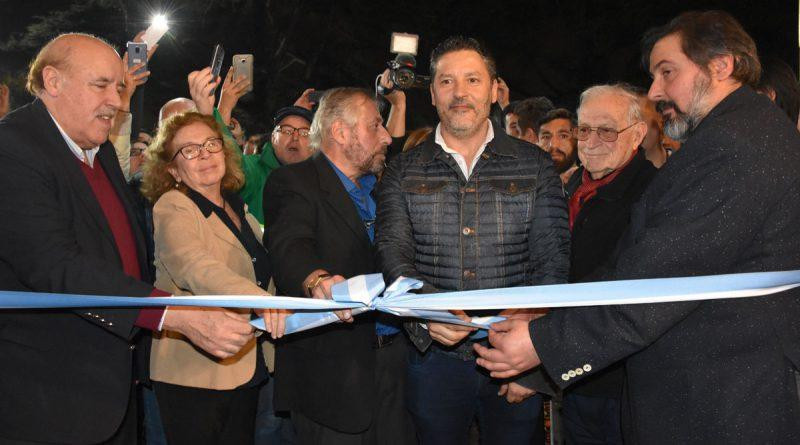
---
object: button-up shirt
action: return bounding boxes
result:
[324,154,399,336]
[434,120,495,180]
[49,112,100,167]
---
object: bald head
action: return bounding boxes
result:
[27,33,118,97]
[159,98,197,125]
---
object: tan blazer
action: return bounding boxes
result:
[150,189,274,390]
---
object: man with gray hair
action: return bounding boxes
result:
[558,84,657,444]
[264,87,412,444]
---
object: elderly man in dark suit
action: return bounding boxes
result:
[0,33,255,444]
[475,10,800,444]
[263,87,412,444]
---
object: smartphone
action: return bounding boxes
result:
[209,44,225,83]
[232,54,254,93]
[126,42,148,76]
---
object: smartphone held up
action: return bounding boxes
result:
[232,54,254,94]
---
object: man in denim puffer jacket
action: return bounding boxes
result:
[375,36,570,445]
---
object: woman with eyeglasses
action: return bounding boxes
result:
[140,112,289,444]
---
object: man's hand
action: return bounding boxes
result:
[379,68,406,107]
[305,270,352,322]
[474,318,540,378]
[187,68,220,115]
[294,88,316,110]
[120,53,150,103]
[218,67,251,125]
[428,310,476,346]
[498,308,548,322]
[498,381,537,404]
[255,308,292,339]
[496,77,510,109]
[0,83,9,118]
[161,307,255,359]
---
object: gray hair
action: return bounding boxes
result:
[578,84,644,125]
[309,87,374,150]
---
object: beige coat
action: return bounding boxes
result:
[150,189,274,390]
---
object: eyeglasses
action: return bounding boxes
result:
[274,125,310,138]
[171,137,224,161]
[572,122,640,142]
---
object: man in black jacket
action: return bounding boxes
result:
[375,36,569,444]
[0,33,255,444]
[559,84,658,444]
[264,87,412,444]
[475,11,800,443]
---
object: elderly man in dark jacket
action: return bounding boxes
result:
[560,84,658,444]
[475,11,800,444]
[375,36,569,445]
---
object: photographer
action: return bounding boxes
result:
[379,67,420,161]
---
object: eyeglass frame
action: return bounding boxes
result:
[572,122,640,142]
[170,137,225,161]
[273,125,311,138]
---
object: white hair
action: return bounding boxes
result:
[309,87,374,149]
[577,84,644,125]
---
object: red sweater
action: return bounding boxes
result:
[78,158,167,330]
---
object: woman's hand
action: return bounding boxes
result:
[256,308,292,339]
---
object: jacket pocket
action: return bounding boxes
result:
[487,178,536,195]
[402,180,448,194]
[487,178,535,226]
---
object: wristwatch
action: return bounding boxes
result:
[306,273,331,296]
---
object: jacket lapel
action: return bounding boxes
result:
[313,154,371,248]
[208,214,249,254]
[30,100,118,248]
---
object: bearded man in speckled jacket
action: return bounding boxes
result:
[476,10,800,444]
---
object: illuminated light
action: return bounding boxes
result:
[152,14,168,29]
[141,13,169,46]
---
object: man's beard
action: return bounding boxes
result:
[440,98,487,138]
[552,148,578,173]
[344,136,385,175]
[658,74,711,142]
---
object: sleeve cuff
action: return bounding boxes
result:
[134,288,171,331]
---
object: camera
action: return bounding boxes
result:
[378,33,430,94]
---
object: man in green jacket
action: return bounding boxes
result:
[217,105,314,223]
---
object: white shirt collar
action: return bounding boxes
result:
[48,111,100,167]
[434,119,494,179]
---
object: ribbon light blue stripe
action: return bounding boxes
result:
[3,270,799,335]
[383,270,800,311]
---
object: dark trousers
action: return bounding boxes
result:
[406,346,543,445]
[292,335,414,445]
[561,392,623,445]
[153,381,260,445]
[0,385,137,445]
[255,375,296,444]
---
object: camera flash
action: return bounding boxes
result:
[390,32,419,56]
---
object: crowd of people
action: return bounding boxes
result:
[0,8,798,445]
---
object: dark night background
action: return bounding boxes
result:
[1,0,797,135]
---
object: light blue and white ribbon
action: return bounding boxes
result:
[2,270,799,335]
